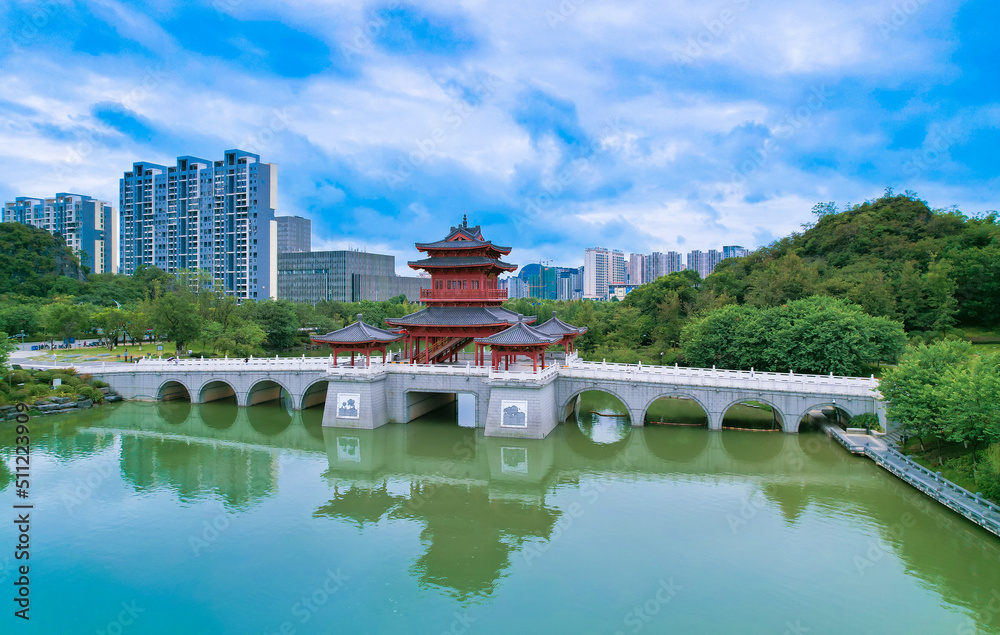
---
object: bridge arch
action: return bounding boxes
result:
[197,379,239,405]
[245,378,292,407]
[721,397,786,432]
[641,392,710,427]
[157,379,192,402]
[797,402,859,432]
[560,385,633,425]
[300,379,330,410]
[562,389,633,460]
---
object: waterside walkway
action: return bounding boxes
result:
[824,423,1000,538]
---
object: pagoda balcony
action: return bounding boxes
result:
[420,288,508,301]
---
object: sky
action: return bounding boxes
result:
[1,0,997,273]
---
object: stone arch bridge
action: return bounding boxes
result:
[92,356,883,440]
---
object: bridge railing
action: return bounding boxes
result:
[563,358,878,396]
[489,364,560,382]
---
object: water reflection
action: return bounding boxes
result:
[18,398,1000,630]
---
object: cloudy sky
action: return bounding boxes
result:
[1,0,996,272]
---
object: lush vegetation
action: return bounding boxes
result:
[1,191,996,372]
[881,341,1000,499]
[0,367,109,407]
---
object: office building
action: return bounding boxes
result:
[723,245,750,260]
[3,193,117,274]
[584,247,610,300]
[119,149,276,299]
[499,275,529,300]
[558,267,584,301]
[276,215,311,253]
[277,250,428,303]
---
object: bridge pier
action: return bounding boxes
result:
[321,376,390,430]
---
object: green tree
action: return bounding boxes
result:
[153,294,204,353]
[879,340,973,453]
[247,300,301,350]
[93,307,128,349]
[41,302,92,346]
[123,305,153,345]
[0,332,14,372]
[939,354,1000,464]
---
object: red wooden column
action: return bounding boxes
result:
[332,347,338,366]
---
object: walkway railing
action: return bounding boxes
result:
[563,358,879,396]
[866,445,1000,537]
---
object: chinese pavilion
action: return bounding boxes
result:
[385,216,529,364]
[311,314,404,366]
[533,311,588,355]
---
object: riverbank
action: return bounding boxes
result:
[824,423,1000,538]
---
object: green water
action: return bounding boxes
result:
[2,394,1000,634]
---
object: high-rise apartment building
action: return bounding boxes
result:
[642,251,684,282]
[627,253,645,285]
[119,150,277,300]
[610,249,626,285]
[276,215,311,253]
[687,249,723,279]
[723,245,750,260]
[3,193,118,274]
[584,247,610,300]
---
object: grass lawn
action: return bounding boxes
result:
[30,342,213,364]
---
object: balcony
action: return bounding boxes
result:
[420,288,507,301]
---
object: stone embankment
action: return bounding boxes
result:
[0,387,123,421]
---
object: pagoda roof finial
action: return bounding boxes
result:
[463,213,468,228]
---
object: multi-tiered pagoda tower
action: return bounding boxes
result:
[386,216,529,364]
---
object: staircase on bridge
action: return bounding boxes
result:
[420,337,472,364]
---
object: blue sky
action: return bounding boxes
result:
[1,0,996,272]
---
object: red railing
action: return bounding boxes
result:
[420,288,507,301]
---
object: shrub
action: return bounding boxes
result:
[10,389,29,403]
[975,444,1000,502]
[76,385,102,403]
[90,379,109,389]
[852,412,883,432]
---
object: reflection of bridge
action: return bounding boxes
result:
[93,354,883,439]
[64,402,1000,617]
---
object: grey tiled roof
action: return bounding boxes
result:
[407,256,517,269]
[474,319,559,346]
[386,305,530,327]
[414,238,512,252]
[312,315,404,344]
[534,311,588,337]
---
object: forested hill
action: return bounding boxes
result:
[704,193,1000,330]
[0,223,88,296]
